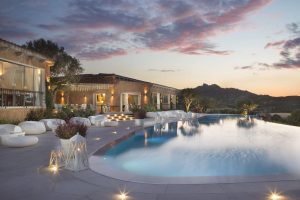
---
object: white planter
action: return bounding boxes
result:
[60,138,71,156]
[135,119,144,126]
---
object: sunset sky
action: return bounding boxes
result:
[1,0,299,96]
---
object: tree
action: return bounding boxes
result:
[181,88,196,112]
[240,102,258,116]
[23,39,83,109]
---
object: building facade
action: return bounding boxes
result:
[0,39,53,121]
[55,74,178,113]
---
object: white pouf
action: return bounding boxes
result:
[40,119,66,131]
[18,121,46,135]
[102,121,119,127]
[69,117,91,127]
[88,115,107,125]
[0,124,23,134]
[146,112,158,118]
[2,135,38,147]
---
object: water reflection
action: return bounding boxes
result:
[177,119,201,136]
[103,115,300,177]
[236,117,256,129]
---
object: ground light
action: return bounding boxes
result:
[117,191,129,200]
[268,191,284,200]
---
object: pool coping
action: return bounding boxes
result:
[88,116,300,185]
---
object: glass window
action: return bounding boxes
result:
[24,92,34,106]
[0,60,45,107]
[1,61,24,90]
[151,93,157,105]
[24,67,34,91]
[162,95,169,104]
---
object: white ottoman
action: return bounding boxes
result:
[146,112,158,118]
[102,121,119,127]
[40,119,66,131]
[70,117,91,127]
[0,124,23,134]
[88,115,106,125]
[18,121,46,135]
[2,135,38,147]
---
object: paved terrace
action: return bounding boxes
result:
[1,121,300,200]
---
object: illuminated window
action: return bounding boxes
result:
[96,93,106,105]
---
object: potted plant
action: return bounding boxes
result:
[130,104,146,126]
[55,123,88,155]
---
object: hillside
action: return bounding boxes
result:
[193,84,300,112]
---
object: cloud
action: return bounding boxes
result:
[237,22,300,70]
[0,14,35,39]
[37,24,61,31]
[148,68,180,73]
[234,65,254,70]
[265,40,286,49]
[0,0,273,59]
[76,47,127,60]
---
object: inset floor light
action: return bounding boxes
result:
[117,191,129,200]
[268,190,284,200]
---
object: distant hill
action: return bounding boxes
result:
[192,84,300,112]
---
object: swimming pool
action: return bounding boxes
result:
[90,115,300,183]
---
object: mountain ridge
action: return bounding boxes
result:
[192,84,300,112]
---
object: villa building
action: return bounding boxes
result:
[0,38,53,121]
[55,73,178,113]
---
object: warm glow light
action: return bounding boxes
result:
[268,191,284,200]
[49,165,58,174]
[118,192,128,200]
[77,148,81,152]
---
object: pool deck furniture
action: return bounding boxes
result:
[69,117,92,127]
[1,135,38,147]
[0,119,300,199]
[40,119,66,131]
[18,121,47,135]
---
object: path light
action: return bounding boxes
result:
[268,190,284,200]
[117,191,129,200]
[112,131,117,134]
[48,150,63,174]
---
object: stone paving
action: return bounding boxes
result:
[0,120,300,200]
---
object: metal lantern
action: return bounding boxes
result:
[64,133,89,171]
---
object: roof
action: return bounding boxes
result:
[75,73,178,91]
[0,38,54,65]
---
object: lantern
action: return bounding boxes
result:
[48,150,63,174]
[64,133,89,171]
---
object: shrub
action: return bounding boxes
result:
[271,114,283,122]
[130,104,146,119]
[55,122,88,139]
[25,109,46,121]
[287,110,300,126]
[144,104,157,112]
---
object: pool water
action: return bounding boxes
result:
[100,115,300,177]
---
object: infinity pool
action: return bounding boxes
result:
[90,115,300,179]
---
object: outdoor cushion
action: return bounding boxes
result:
[88,115,107,125]
[0,124,23,134]
[102,121,119,127]
[1,135,38,147]
[40,119,66,131]
[146,112,158,118]
[18,121,46,135]
[69,117,92,127]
